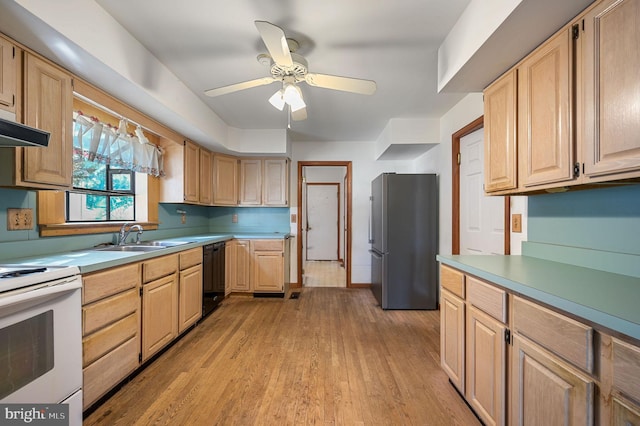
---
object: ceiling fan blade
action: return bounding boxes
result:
[291,106,307,121]
[204,77,277,97]
[255,21,293,67]
[304,73,377,95]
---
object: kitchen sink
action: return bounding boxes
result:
[96,245,168,252]
[140,240,193,247]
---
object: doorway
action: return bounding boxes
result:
[297,161,352,288]
[452,117,510,255]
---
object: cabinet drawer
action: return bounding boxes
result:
[83,263,140,304]
[83,288,139,335]
[179,247,202,270]
[252,239,283,251]
[83,336,139,409]
[467,276,506,323]
[513,296,593,373]
[440,265,465,298]
[612,338,640,403]
[142,253,178,283]
[83,312,138,367]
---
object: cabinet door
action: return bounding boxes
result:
[142,273,178,361]
[511,334,594,426]
[239,159,262,205]
[612,395,640,426]
[23,53,72,187]
[213,154,238,205]
[263,158,289,206]
[484,70,518,193]
[178,265,202,333]
[224,242,233,296]
[581,0,640,179]
[466,305,506,426]
[0,36,17,111]
[252,250,284,292]
[199,148,212,205]
[230,240,252,292]
[183,140,199,203]
[518,28,574,188]
[441,289,465,393]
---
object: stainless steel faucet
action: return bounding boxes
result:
[118,223,144,245]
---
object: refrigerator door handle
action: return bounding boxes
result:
[368,195,373,244]
[368,249,382,258]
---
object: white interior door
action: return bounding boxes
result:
[460,128,505,255]
[306,184,339,260]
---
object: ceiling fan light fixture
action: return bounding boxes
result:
[268,89,285,111]
[283,83,305,111]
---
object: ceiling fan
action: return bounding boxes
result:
[204,21,377,121]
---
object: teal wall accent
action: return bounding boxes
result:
[528,185,640,255]
[0,188,290,261]
[209,207,290,233]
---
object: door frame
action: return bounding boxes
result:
[297,161,352,288]
[452,116,511,255]
[305,182,340,261]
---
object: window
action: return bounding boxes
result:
[67,157,135,222]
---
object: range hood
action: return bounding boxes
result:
[0,116,50,147]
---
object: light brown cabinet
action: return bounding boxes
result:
[81,263,141,410]
[518,27,575,189]
[484,70,518,193]
[227,239,252,292]
[160,140,212,205]
[0,35,17,112]
[441,289,465,393]
[239,158,289,206]
[178,248,203,333]
[1,52,74,189]
[239,158,262,205]
[252,239,285,292]
[511,334,594,425]
[484,0,640,195]
[213,154,238,205]
[580,0,640,182]
[141,254,179,361]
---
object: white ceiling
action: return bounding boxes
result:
[91,0,471,143]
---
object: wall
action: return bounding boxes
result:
[524,185,640,277]
[209,207,290,234]
[290,141,415,284]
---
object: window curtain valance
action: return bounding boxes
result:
[73,111,164,177]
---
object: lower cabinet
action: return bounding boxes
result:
[227,239,252,292]
[81,263,141,410]
[466,305,507,426]
[511,334,594,425]
[142,273,178,361]
[178,248,202,333]
[440,289,465,393]
[252,239,285,292]
[226,238,289,294]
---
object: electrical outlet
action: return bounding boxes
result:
[7,208,34,230]
[232,214,238,223]
[512,213,522,233]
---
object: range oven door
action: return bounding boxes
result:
[0,276,82,404]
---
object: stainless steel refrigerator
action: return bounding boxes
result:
[369,173,438,309]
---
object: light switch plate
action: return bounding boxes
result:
[7,208,34,230]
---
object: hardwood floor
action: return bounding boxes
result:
[304,261,346,287]
[84,288,479,425]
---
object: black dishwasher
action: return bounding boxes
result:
[202,242,225,317]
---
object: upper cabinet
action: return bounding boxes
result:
[580,0,640,182]
[0,35,17,113]
[518,28,575,188]
[484,0,640,195]
[213,154,238,205]
[484,70,518,193]
[160,140,213,205]
[21,53,73,188]
[239,158,289,206]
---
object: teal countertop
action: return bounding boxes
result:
[5,233,290,274]
[437,254,640,342]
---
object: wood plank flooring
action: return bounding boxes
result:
[84,288,479,425]
[304,261,346,287]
